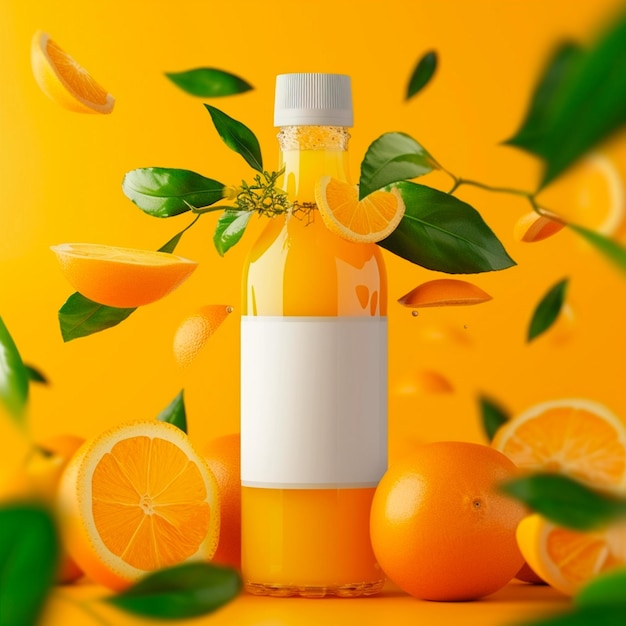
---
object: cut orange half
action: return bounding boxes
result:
[57,421,220,591]
[516,514,626,596]
[314,176,405,243]
[31,30,114,114]
[51,243,198,308]
[492,399,626,491]
[398,278,492,308]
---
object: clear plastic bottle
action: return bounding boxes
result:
[240,73,387,597]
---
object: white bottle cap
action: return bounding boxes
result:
[274,73,353,127]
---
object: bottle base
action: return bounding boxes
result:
[244,579,385,598]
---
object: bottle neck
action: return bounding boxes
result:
[277,126,351,204]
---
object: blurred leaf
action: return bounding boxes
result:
[528,278,568,342]
[406,50,438,100]
[576,569,626,607]
[359,132,439,199]
[59,293,136,342]
[106,562,241,620]
[0,314,29,421]
[213,210,252,256]
[165,68,252,97]
[506,13,626,188]
[568,224,626,275]
[0,503,59,626]
[204,105,263,172]
[156,390,187,433]
[517,605,626,626]
[501,473,626,530]
[122,168,226,217]
[479,395,510,442]
[378,181,516,273]
[24,364,48,385]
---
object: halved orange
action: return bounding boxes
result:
[398,278,492,308]
[513,211,566,243]
[492,399,626,491]
[31,30,114,114]
[314,176,405,243]
[516,514,626,596]
[51,243,198,308]
[57,421,220,591]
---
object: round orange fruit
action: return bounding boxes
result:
[370,441,526,601]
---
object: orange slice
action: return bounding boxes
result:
[51,243,198,308]
[173,305,233,368]
[514,211,565,243]
[516,514,626,596]
[392,369,454,395]
[57,421,220,591]
[492,399,626,491]
[398,279,492,308]
[31,31,114,114]
[314,176,405,243]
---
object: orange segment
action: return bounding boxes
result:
[398,278,492,308]
[492,399,626,491]
[514,211,565,243]
[31,31,114,114]
[51,243,198,308]
[314,176,405,243]
[57,421,219,590]
[516,514,626,596]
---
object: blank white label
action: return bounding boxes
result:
[241,316,388,489]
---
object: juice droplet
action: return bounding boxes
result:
[226,306,234,314]
[412,310,419,317]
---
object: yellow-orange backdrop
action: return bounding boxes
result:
[1,0,625,481]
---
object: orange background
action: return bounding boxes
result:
[1,0,625,624]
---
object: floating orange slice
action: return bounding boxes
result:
[514,211,566,243]
[398,279,492,308]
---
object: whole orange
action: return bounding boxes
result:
[203,433,241,570]
[370,441,525,601]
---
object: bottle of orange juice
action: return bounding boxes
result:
[240,73,387,597]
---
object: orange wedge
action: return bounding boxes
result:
[514,211,565,243]
[314,176,405,243]
[516,514,626,596]
[31,31,114,114]
[393,369,454,395]
[51,243,198,308]
[492,399,626,491]
[57,421,220,591]
[398,279,492,308]
[173,305,233,368]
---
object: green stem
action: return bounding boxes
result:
[54,592,112,626]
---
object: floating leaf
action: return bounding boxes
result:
[0,314,29,421]
[479,395,510,442]
[528,278,569,342]
[165,68,252,97]
[0,503,59,626]
[213,210,253,256]
[122,168,226,217]
[517,605,626,626]
[576,569,626,607]
[24,364,48,385]
[156,390,187,433]
[158,215,201,254]
[379,181,516,273]
[501,473,626,530]
[568,224,626,275]
[204,105,263,172]
[406,50,438,100]
[106,562,241,620]
[398,278,492,308]
[359,132,439,199]
[59,293,136,342]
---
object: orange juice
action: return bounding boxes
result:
[240,74,387,597]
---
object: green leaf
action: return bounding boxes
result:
[213,210,253,256]
[576,569,626,607]
[506,13,626,188]
[516,605,626,626]
[378,182,516,273]
[406,50,438,100]
[122,168,226,217]
[568,224,626,275]
[156,390,187,433]
[59,293,136,342]
[165,68,252,97]
[24,364,48,385]
[527,278,568,342]
[479,395,510,442]
[204,105,263,172]
[106,562,241,620]
[0,503,59,626]
[158,215,201,254]
[359,132,439,199]
[0,314,29,421]
[501,473,626,530]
